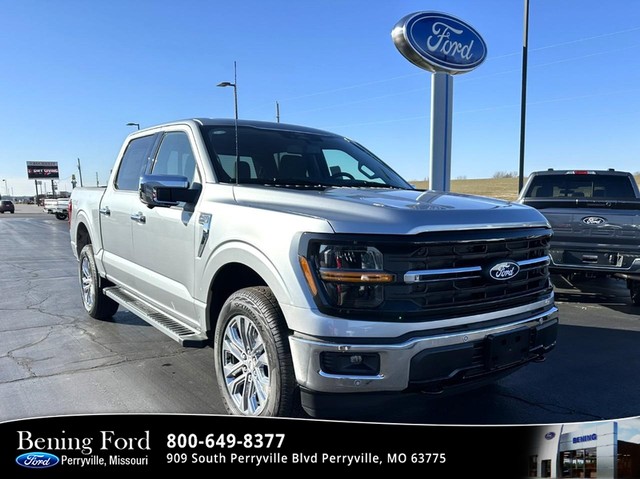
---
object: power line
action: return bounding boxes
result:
[250,24,640,114]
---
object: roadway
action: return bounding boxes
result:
[1,205,639,425]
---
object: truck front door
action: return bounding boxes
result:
[130,130,200,325]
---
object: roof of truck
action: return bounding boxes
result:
[143,118,338,137]
[530,169,633,176]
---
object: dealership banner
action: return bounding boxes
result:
[0,414,535,477]
[26,161,59,179]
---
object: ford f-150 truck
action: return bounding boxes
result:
[70,119,558,417]
[44,198,69,220]
[518,169,640,304]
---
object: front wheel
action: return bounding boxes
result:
[213,287,297,417]
[79,244,119,319]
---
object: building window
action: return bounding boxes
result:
[541,459,552,478]
[529,455,538,477]
[561,448,597,478]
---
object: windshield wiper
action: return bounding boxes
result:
[234,178,406,190]
[336,180,406,189]
[247,179,333,190]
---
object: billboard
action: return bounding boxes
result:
[26,161,59,179]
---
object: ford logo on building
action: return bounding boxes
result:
[545,432,556,440]
[488,261,520,281]
[392,12,487,74]
[582,216,606,225]
[16,452,60,469]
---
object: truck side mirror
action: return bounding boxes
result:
[139,174,199,208]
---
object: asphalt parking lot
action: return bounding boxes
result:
[1,205,640,425]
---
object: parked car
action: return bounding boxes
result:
[518,168,640,304]
[0,200,15,213]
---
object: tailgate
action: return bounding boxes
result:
[540,207,640,246]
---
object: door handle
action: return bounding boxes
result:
[99,207,111,216]
[130,212,146,224]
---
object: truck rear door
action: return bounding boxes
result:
[99,134,157,288]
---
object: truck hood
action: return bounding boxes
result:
[233,186,549,235]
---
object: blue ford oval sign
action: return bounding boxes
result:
[392,12,487,74]
[16,452,60,469]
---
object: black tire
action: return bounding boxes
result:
[213,286,298,417]
[631,281,640,306]
[79,244,119,319]
[55,212,67,220]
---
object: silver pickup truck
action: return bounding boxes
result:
[70,119,558,417]
[518,169,640,305]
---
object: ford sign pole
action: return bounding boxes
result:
[392,12,487,192]
[430,73,453,191]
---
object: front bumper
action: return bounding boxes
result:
[288,304,558,394]
[549,244,640,275]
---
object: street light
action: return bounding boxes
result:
[216,62,238,122]
[126,122,140,130]
[217,61,239,184]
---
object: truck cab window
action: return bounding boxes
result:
[115,135,156,190]
[152,132,199,186]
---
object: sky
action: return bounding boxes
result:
[563,418,640,444]
[2,0,640,197]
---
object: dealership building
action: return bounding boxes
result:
[528,421,640,478]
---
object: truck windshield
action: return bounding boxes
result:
[526,174,636,199]
[200,125,411,189]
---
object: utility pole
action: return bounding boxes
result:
[518,0,530,194]
[95,172,99,187]
[77,158,84,187]
[276,101,280,123]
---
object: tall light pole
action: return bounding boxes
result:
[77,158,84,187]
[217,61,239,184]
[126,122,140,130]
[518,0,530,194]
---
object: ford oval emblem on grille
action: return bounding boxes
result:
[488,261,520,281]
[582,216,606,225]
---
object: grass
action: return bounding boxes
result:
[411,175,640,202]
[411,177,521,201]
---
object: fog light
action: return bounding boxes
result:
[320,352,380,376]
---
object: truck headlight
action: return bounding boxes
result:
[301,244,394,309]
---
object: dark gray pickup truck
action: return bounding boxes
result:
[518,169,640,304]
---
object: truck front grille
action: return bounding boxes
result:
[381,229,552,320]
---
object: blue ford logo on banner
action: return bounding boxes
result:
[392,12,487,74]
[16,452,60,469]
